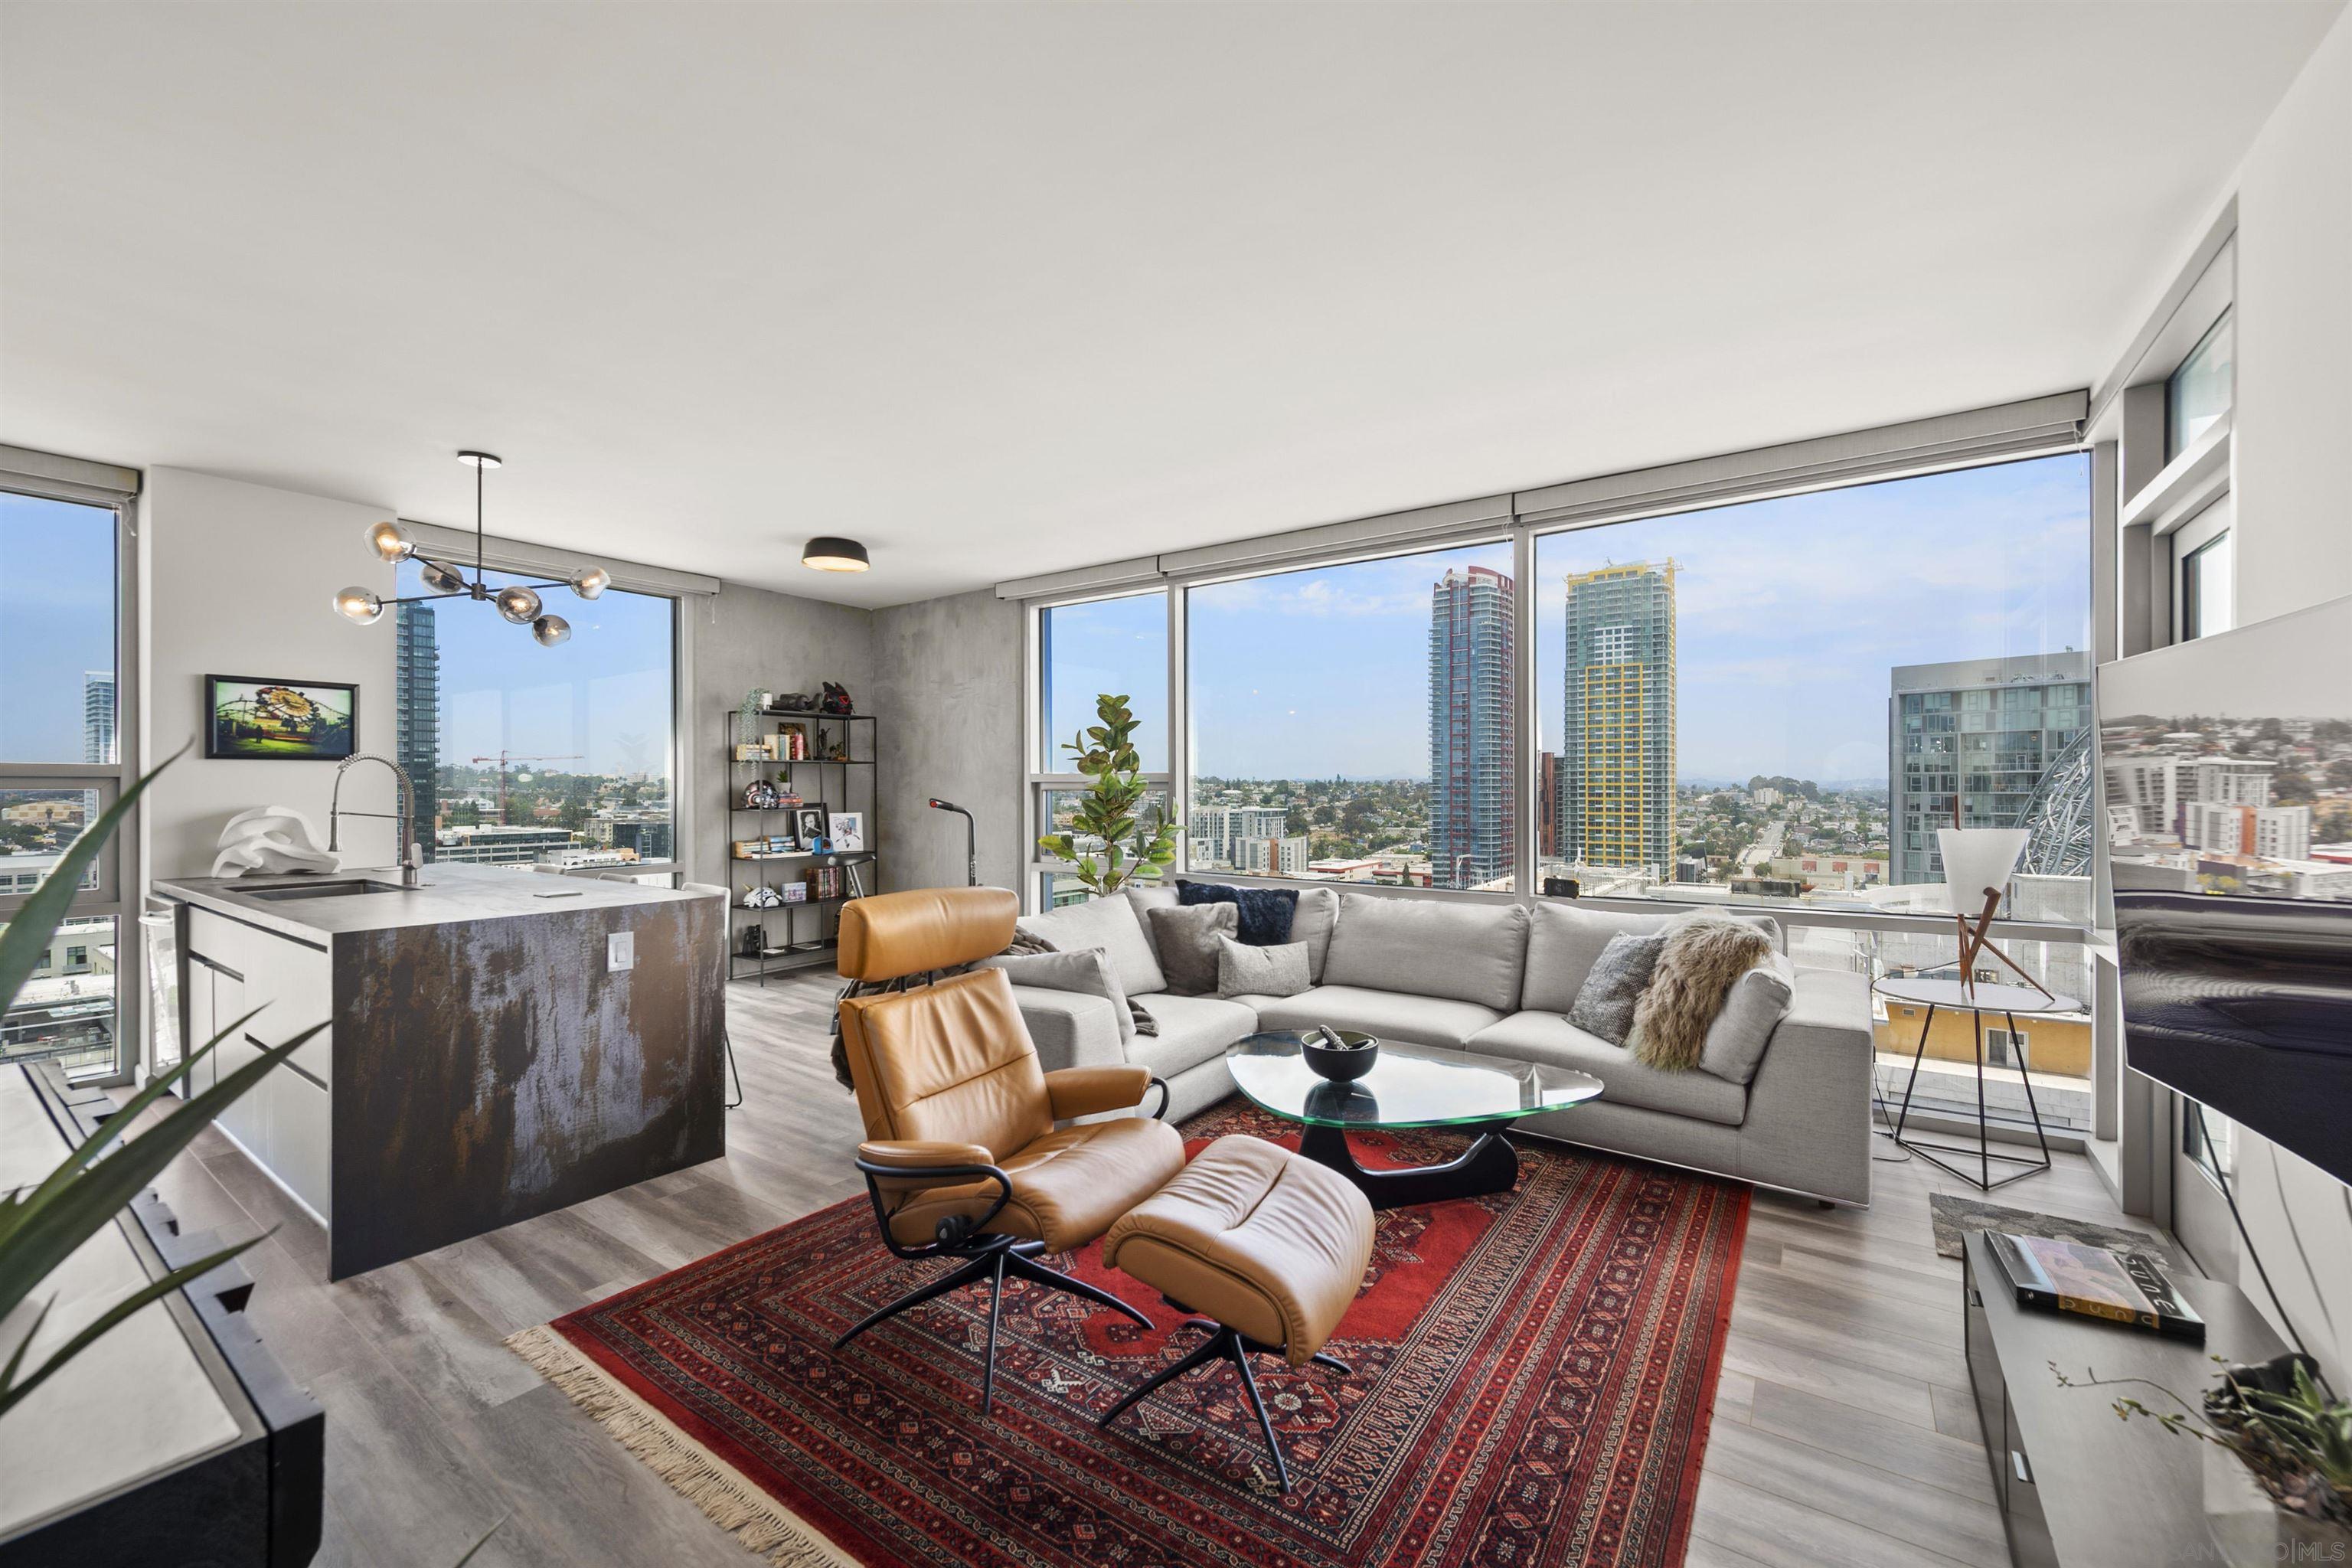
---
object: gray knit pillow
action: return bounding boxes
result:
[1567,930,1669,1047]
[1145,901,1238,995]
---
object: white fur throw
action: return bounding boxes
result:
[1629,918,1774,1072]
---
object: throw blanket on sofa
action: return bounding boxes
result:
[1629,917,1773,1071]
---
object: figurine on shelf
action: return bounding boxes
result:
[742,884,784,909]
[737,926,766,959]
[820,681,854,715]
[742,779,780,809]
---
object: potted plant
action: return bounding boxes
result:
[2056,1353,2352,1564]
[0,754,320,1420]
[1034,692,1179,897]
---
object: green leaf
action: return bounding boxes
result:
[0,1230,268,1419]
[0,1021,325,1329]
[0,746,185,1013]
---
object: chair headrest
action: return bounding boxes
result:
[837,887,1018,982]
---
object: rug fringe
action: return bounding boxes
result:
[505,1323,851,1568]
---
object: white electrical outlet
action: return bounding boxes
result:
[606,932,635,972]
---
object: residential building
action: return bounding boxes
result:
[1888,652,2091,884]
[1190,805,1286,870]
[394,601,441,841]
[1237,835,1310,877]
[1536,750,1558,858]
[1428,565,1514,888]
[2184,799,2311,861]
[82,670,114,763]
[433,825,574,865]
[1560,560,1675,873]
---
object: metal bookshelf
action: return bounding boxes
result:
[724,708,877,984]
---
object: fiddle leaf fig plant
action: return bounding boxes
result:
[0,750,321,1423]
[1035,692,1179,896]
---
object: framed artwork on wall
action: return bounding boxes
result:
[828,812,865,852]
[204,675,358,760]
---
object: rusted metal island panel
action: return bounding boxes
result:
[155,868,725,1281]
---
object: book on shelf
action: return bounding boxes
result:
[1983,1232,2205,1341]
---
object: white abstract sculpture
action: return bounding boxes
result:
[212,805,341,878]
[1935,824,2050,1001]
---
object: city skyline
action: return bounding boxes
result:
[1051,454,2090,785]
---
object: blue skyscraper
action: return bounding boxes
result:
[1429,566,1515,888]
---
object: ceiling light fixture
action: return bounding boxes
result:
[334,451,613,645]
[801,536,871,573]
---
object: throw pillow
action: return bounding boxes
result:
[1567,930,1668,1047]
[1216,936,1311,999]
[1146,901,1239,995]
[1629,918,1775,1072]
[1177,878,1299,946]
[1698,950,1797,1084]
[986,930,1158,1037]
[976,947,1136,1042]
[1288,886,1340,981]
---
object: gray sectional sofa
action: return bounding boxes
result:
[1006,884,1877,1207]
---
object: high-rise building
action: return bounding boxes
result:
[1561,562,1674,873]
[1889,652,2091,884]
[1429,566,1514,888]
[394,602,441,852]
[1190,805,1287,869]
[1237,835,1310,877]
[82,671,114,763]
[1537,750,1559,858]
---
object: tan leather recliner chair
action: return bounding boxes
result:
[833,887,1185,1415]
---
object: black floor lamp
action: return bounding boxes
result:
[928,799,977,887]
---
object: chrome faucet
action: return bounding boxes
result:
[328,753,425,887]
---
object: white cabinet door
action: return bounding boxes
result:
[266,1070,332,1221]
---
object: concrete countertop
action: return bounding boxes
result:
[153,863,713,942]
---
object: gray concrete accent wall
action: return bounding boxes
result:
[688,581,876,900]
[870,588,1025,894]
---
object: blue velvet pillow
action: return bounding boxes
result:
[1177,878,1298,946]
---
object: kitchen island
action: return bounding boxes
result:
[152,866,725,1279]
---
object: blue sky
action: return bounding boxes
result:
[1047,453,2091,784]
[1,493,119,763]
[396,560,675,778]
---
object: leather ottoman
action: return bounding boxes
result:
[1098,1135,1374,1491]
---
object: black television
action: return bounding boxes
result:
[2099,592,2352,1186]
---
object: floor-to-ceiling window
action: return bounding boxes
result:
[390,558,678,873]
[1186,543,1517,891]
[1032,590,1168,907]
[2,479,135,1081]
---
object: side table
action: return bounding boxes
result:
[1873,975,2075,1191]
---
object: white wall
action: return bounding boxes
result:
[2208,11,2352,1387]
[139,468,398,880]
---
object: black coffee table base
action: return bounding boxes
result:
[1296,1120,1520,1209]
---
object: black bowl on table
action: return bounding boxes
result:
[1301,1028,1380,1083]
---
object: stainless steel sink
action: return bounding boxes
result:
[243,880,407,902]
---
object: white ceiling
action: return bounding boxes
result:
[2,2,2340,608]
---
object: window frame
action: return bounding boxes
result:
[1,449,142,1086]
[1018,397,2096,959]
[391,524,695,884]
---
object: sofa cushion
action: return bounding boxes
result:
[1521,902,1784,1015]
[1321,893,1530,1011]
[1566,929,1668,1047]
[1178,878,1300,946]
[1145,901,1238,995]
[1289,887,1340,982]
[1700,950,1797,1086]
[1252,985,1505,1051]
[1131,992,1258,1080]
[1468,1011,1748,1127]
[1020,893,1166,996]
[1124,883,1181,970]
[1217,936,1311,999]
[978,947,1134,1040]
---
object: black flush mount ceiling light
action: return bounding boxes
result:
[335,451,609,646]
[801,536,871,573]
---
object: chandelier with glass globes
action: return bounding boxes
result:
[333,451,609,645]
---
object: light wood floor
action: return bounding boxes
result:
[126,970,2171,1567]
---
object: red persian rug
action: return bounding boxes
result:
[508,1102,1749,1567]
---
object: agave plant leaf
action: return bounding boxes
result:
[0,1021,325,1331]
[0,747,181,1012]
[0,1230,270,1419]
[0,1004,273,1246]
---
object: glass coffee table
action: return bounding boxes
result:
[1226,1031,1603,1209]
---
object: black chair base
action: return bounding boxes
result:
[1099,1318,1351,1493]
[833,1237,1153,1416]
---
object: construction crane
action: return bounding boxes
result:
[469,752,581,825]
